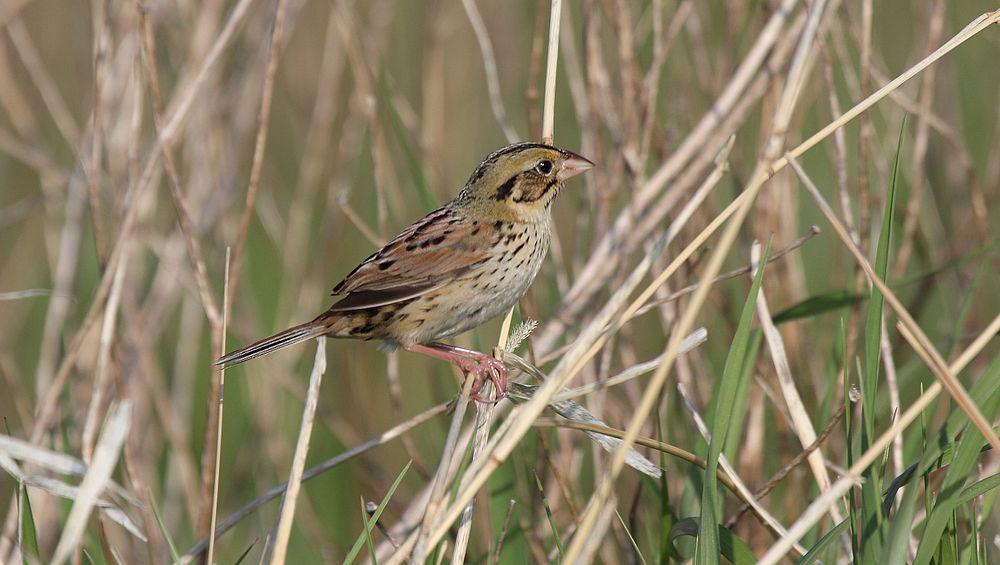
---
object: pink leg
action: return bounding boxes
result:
[404,342,508,402]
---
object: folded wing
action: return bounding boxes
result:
[330,207,490,311]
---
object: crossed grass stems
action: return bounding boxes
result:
[2,0,999,563]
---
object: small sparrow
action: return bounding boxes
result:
[217,142,593,401]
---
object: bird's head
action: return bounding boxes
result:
[457,142,593,223]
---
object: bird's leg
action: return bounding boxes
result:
[404,342,508,402]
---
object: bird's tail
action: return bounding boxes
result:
[215,317,333,368]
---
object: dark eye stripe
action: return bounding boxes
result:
[493,175,518,201]
[513,178,558,203]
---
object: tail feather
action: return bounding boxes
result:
[216,320,329,368]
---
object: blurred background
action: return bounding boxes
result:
[1,0,998,562]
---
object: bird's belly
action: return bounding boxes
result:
[387,231,548,344]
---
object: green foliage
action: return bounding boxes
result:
[695,239,771,564]
[671,519,756,565]
[858,116,904,561]
[771,291,864,324]
[19,484,40,564]
[344,460,412,565]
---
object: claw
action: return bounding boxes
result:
[403,342,509,403]
[470,356,507,403]
[470,357,508,403]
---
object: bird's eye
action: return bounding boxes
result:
[536,160,553,175]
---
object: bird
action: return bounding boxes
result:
[216,141,593,401]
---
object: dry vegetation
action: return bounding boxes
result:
[1,0,999,563]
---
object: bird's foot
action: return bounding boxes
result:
[467,353,508,403]
[404,342,509,403]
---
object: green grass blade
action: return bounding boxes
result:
[882,350,1000,564]
[655,415,681,563]
[360,496,378,565]
[957,472,1000,504]
[798,516,851,564]
[723,330,762,462]
[147,489,181,564]
[671,518,756,565]
[859,116,905,561]
[233,540,256,565]
[533,471,564,560]
[616,510,647,565]
[771,291,864,324]
[695,238,771,564]
[912,373,1000,563]
[344,460,412,565]
[19,483,40,563]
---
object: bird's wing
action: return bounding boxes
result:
[329,206,491,312]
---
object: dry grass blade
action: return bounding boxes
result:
[0,436,138,505]
[17,476,145,541]
[564,0,830,555]
[789,156,1000,454]
[507,383,661,479]
[0,289,51,301]
[264,339,327,564]
[752,242,844,524]
[411,376,474,562]
[756,153,1000,563]
[50,402,132,565]
[81,247,128,462]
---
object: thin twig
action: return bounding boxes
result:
[726,401,849,527]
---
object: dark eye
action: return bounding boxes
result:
[536,160,553,175]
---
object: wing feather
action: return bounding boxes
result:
[329,207,489,311]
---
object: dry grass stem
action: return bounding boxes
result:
[206,247,231,565]
[4,2,998,562]
[265,339,327,564]
[50,402,132,565]
[757,152,1000,561]
[461,0,518,143]
[752,241,844,524]
[540,0,562,144]
[564,1,830,555]
[789,156,1000,454]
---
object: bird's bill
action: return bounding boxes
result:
[557,152,595,181]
